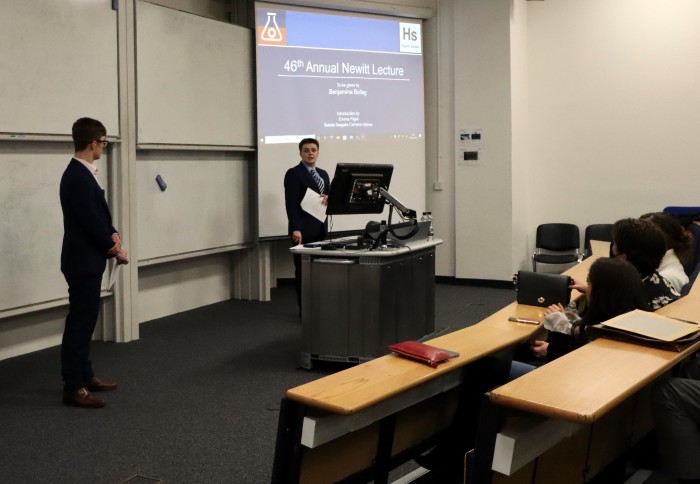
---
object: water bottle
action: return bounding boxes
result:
[379,219,388,247]
[427,212,434,240]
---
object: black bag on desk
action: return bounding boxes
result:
[513,271,573,307]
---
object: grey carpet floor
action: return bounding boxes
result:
[0,282,515,483]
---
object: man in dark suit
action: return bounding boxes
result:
[284,138,330,311]
[59,117,129,408]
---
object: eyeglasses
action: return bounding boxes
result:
[95,139,108,147]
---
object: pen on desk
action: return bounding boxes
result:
[508,316,540,325]
[670,317,700,326]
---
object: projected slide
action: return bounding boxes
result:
[256,8,423,141]
[256,3,425,238]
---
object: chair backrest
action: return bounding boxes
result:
[584,224,613,256]
[663,206,700,217]
[663,206,700,227]
[535,223,580,252]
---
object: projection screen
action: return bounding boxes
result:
[255,2,425,238]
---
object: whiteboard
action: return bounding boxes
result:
[136,1,255,147]
[0,145,111,312]
[0,0,119,136]
[136,151,250,260]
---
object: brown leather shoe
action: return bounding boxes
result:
[85,376,118,392]
[63,388,106,408]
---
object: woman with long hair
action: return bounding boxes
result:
[543,257,651,361]
[511,258,650,379]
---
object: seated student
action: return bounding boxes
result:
[641,212,692,293]
[611,218,681,309]
[510,258,650,378]
[682,263,700,297]
[652,377,700,484]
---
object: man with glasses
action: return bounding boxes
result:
[59,117,128,408]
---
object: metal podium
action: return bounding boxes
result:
[292,239,441,369]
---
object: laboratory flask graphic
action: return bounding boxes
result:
[261,13,282,42]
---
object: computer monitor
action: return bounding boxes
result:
[326,163,394,215]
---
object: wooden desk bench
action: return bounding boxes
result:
[272,302,546,483]
[272,241,609,483]
[471,283,700,483]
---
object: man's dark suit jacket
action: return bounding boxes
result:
[60,158,117,276]
[284,162,330,242]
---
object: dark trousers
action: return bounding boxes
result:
[652,377,700,479]
[292,230,325,312]
[61,273,102,391]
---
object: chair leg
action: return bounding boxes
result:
[532,256,537,272]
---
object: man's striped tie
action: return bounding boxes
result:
[310,169,324,193]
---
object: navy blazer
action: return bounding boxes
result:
[60,158,117,276]
[283,162,330,241]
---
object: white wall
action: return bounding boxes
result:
[138,255,234,323]
[510,0,531,272]
[0,309,67,361]
[525,0,700,236]
[431,0,700,280]
[143,0,232,20]
[423,0,455,277]
[452,0,515,280]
